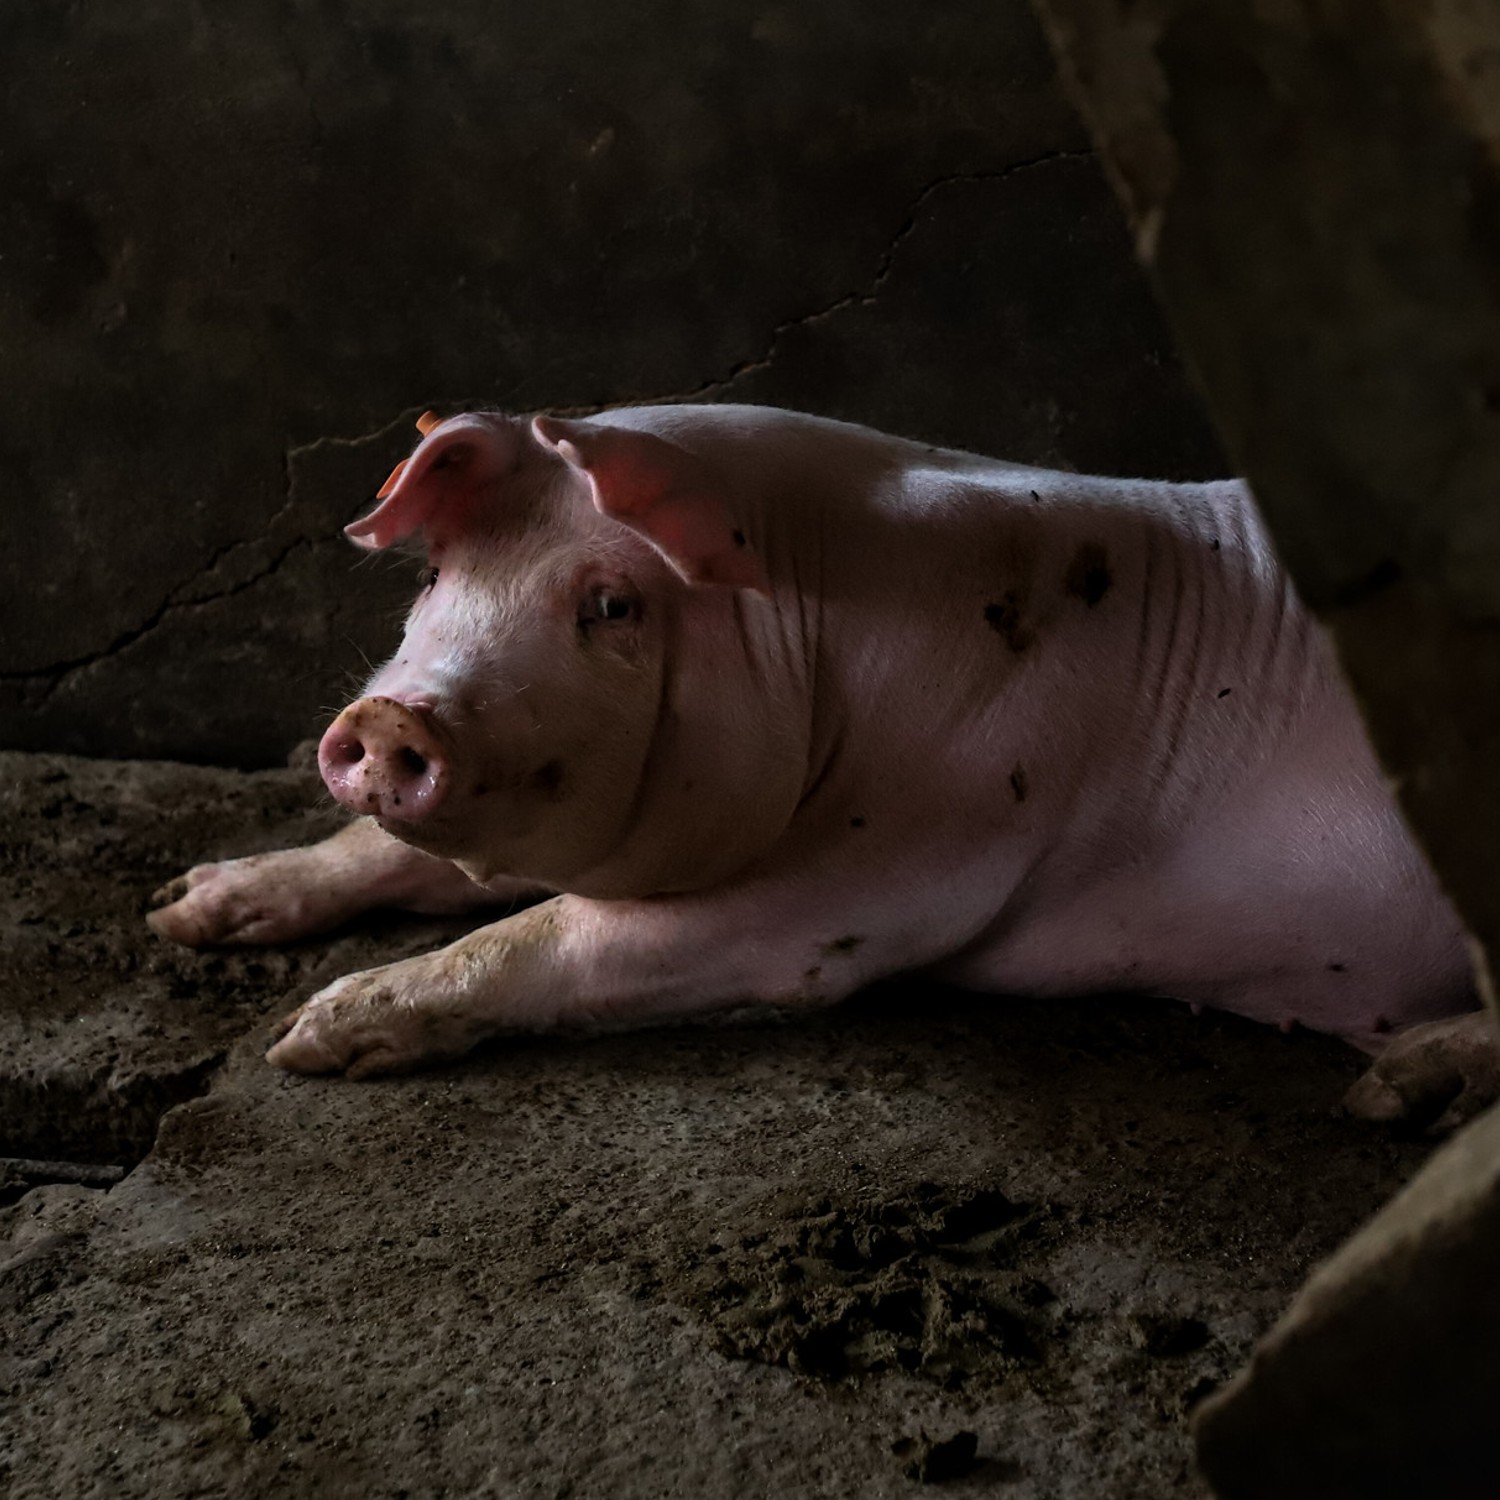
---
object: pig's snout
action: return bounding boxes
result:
[319,698,450,822]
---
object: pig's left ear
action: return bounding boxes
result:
[532,416,770,593]
[346,414,518,551]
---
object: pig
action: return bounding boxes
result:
[147,403,1496,1125]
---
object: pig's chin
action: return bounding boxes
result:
[451,852,518,887]
[370,811,471,861]
[372,811,525,884]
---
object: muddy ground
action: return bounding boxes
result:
[0,750,1429,1498]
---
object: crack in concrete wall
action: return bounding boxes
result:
[645,148,1101,406]
[4,511,313,708]
[1,414,425,702]
[6,149,1100,705]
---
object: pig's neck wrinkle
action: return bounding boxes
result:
[1109,483,1327,829]
[567,644,675,894]
[777,504,832,806]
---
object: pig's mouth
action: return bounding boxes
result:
[374,804,469,854]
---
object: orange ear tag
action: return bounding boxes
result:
[375,458,409,499]
[415,410,442,436]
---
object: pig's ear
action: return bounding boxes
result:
[346,415,517,551]
[532,416,770,593]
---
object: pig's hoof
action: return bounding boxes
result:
[146,852,344,947]
[146,863,240,945]
[148,875,191,910]
[1344,1010,1500,1134]
[266,963,472,1080]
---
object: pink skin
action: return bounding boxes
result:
[146,403,1490,1118]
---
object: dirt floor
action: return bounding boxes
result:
[0,750,1431,1498]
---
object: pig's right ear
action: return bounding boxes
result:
[345,415,517,551]
[531,416,770,592]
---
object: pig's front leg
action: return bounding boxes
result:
[265,880,935,1079]
[148,818,537,947]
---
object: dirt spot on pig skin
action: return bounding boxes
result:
[849,815,866,830]
[529,761,566,801]
[823,935,864,957]
[1009,765,1028,803]
[983,593,1033,653]
[1064,543,1113,607]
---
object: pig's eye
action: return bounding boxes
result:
[578,588,640,628]
[419,567,439,591]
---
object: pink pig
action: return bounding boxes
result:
[148,404,1492,1121]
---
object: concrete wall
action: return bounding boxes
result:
[0,0,1221,766]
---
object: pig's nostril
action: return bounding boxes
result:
[321,700,447,821]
